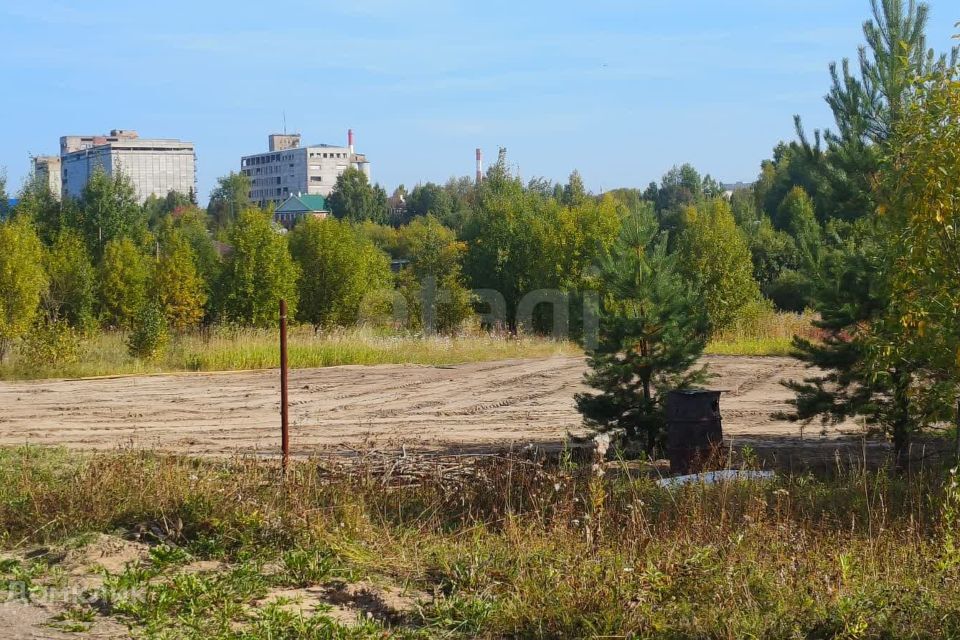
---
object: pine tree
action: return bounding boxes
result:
[785,0,958,223]
[783,6,959,466]
[782,217,947,466]
[827,0,956,145]
[576,210,709,452]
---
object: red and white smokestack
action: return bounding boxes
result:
[348,129,355,154]
[475,148,483,184]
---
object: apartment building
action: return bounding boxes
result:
[60,130,196,203]
[241,130,370,207]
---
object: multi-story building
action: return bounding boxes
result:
[60,130,196,203]
[32,156,62,199]
[241,130,370,207]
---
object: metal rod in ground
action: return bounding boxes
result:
[280,299,290,473]
[955,398,960,466]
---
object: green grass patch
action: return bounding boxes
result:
[705,336,796,356]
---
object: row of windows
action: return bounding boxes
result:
[250,177,284,187]
[249,186,289,199]
[243,150,348,167]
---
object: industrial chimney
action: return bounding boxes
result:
[348,129,355,154]
[476,148,483,184]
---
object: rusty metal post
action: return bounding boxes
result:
[280,299,290,473]
[955,398,960,466]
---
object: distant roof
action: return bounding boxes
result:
[276,194,329,213]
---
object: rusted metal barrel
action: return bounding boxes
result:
[666,390,723,475]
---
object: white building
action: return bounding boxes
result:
[32,156,62,200]
[60,130,196,203]
[241,130,370,207]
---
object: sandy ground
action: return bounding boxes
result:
[0,533,426,638]
[0,356,862,457]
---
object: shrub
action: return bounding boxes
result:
[764,269,815,312]
[17,319,84,370]
[128,304,170,361]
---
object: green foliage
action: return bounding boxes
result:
[754,141,838,222]
[576,210,709,451]
[127,302,170,361]
[766,187,822,311]
[462,164,539,330]
[207,172,251,229]
[153,230,208,331]
[560,169,588,207]
[394,216,474,333]
[783,217,942,463]
[761,0,958,227]
[219,209,300,327]
[828,0,957,145]
[42,230,97,329]
[288,217,390,329]
[605,188,647,216]
[677,199,762,333]
[774,187,820,245]
[100,237,150,330]
[746,218,801,290]
[0,218,48,362]
[71,167,146,260]
[11,171,66,243]
[729,187,761,227]
[171,207,222,311]
[355,220,403,257]
[17,318,84,371]
[786,65,960,466]
[765,270,815,313]
[144,190,193,230]
[871,68,960,443]
[328,168,388,224]
[280,547,336,587]
[464,154,620,332]
[404,182,452,224]
[437,176,477,231]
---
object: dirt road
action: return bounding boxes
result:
[0,356,860,456]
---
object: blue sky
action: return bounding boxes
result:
[1,0,957,201]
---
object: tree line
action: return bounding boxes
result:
[0,141,767,364]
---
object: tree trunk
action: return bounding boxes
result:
[891,367,912,471]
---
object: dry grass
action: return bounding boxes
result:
[1,446,958,638]
[0,327,579,380]
[0,311,819,381]
[706,309,820,356]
